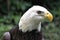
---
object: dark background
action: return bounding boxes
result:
[0,0,60,40]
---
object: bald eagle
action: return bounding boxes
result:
[3,5,53,40]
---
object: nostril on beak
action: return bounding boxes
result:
[47,13,49,14]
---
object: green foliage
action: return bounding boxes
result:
[0,24,13,40]
[42,23,60,40]
[10,0,31,15]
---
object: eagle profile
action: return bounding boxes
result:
[3,5,53,40]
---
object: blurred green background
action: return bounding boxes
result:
[0,0,60,40]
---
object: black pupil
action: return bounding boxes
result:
[37,11,42,14]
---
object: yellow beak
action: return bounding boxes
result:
[44,12,53,22]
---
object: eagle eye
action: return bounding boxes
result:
[37,11,44,14]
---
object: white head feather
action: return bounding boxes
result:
[18,5,51,32]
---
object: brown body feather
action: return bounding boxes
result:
[9,25,42,40]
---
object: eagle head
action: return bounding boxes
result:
[19,5,53,32]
